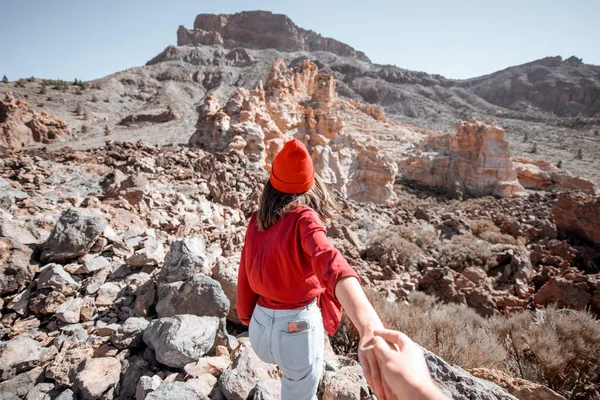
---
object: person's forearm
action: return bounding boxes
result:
[334,276,383,337]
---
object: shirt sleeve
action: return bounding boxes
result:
[298,209,359,296]
[236,232,258,326]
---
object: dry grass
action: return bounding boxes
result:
[331,291,600,399]
[366,226,423,271]
[470,219,518,245]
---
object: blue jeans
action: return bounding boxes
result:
[249,299,325,400]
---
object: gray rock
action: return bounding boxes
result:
[146,382,207,400]
[82,255,111,274]
[0,177,28,211]
[142,315,219,368]
[6,285,33,315]
[85,268,109,295]
[0,367,43,399]
[111,317,149,349]
[322,365,366,400]
[37,264,80,296]
[0,335,45,381]
[73,357,121,400]
[252,379,281,400]
[41,208,108,263]
[425,350,518,400]
[126,237,165,267]
[118,355,150,399]
[136,375,162,400]
[218,346,278,400]
[55,297,83,324]
[156,275,229,319]
[158,237,212,284]
[0,238,35,296]
[25,382,55,400]
[95,282,121,306]
[213,255,240,324]
[54,389,74,400]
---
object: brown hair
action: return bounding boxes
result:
[257,173,339,231]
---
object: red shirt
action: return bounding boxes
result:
[236,206,359,335]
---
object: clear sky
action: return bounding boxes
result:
[1,0,598,82]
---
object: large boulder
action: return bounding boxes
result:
[41,208,107,263]
[158,237,213,284]
[156,275,229,318]
[143,315,220,368]
[0,238,35,296]
[73,357,121,400]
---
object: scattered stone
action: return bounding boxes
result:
[54,389,74,400]
[111,317,149,349]
[95,282,121,306]
[55,297,83,324]
[37,264,80,296]
[252,379,281,400]
[41,208,108,263]
[156,275,229,319]
[0,366,43,399]
[46,344,94,386]
[0,335,45,381]
[119,355,151,399]
[24,382,55,400]
[73,357,121,400]
[136,375,162,400]
[126,237,165,267]
[187,374,217,397]
[143,315,219,368]
[159,237,213,283]
[82,255,111,274]
[0,238,35,296]
[146,381,207,400]
[184,356,231,378]
[322,365,365,400]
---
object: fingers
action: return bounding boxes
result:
[366,348,387,400]
[374,328,410,350]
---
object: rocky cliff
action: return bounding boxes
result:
[177,11,370,62]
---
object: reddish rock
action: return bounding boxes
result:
[553,191,600,249]
[533,276,591,310]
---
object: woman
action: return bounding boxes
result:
[237,139,388,400]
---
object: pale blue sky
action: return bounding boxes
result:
[1,0,598,81]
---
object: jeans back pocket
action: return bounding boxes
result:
[278,326,315,373]
[249,315,266,356]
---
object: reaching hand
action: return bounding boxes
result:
[358,327,395,400]
[371,329,446,400]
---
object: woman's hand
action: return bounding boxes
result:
[371,329,447,400]
[334,277,391,399]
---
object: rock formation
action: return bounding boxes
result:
[177,11,370,62]
[0,92,72,151]
[513,158,597,194]
[398,118,525,197]
[189,58,398,204]
[553,191,600,248]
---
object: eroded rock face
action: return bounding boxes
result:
[178,11,370,62]
[513,158,597,194]
[399,118,525,198]
[0,92,72,151]
[189,58,397,204]
[553,191,600,248]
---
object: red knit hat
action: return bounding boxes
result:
[269,139,315,194]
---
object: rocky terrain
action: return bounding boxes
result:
[1,9,600,400]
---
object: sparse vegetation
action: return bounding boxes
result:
[576,148,583,160]
[523,132,529,142]
[16,78,26,88]
[333,292,600,399]
[91,82,102,90]
[2,75,8,83]
[83,111,90,121]
[104,125,111,136]
[76,88,83,95]
[530,143,538,154]
[91,95,99,103]
[103,98,110,103]
[595,130,599,137]
[39,85,47,95]
[469,219,517,245]
[437,234,495,272]
[27,76,35,82]
[448,180,463,201]
[167,104,173,113]
[366,226,423,271]
[74,103,82,116]
[81,125,88,134]
[557,160,563,169]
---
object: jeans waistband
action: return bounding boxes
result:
[256,298,319,319]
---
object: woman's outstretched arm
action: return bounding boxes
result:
[335,277,392,400]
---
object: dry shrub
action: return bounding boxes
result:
[490,307,600,398]
[470,219,517,245]
[395,223,439,250]
[331,291,507,371]
[367,226,423,270]
[437,234,495,272]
